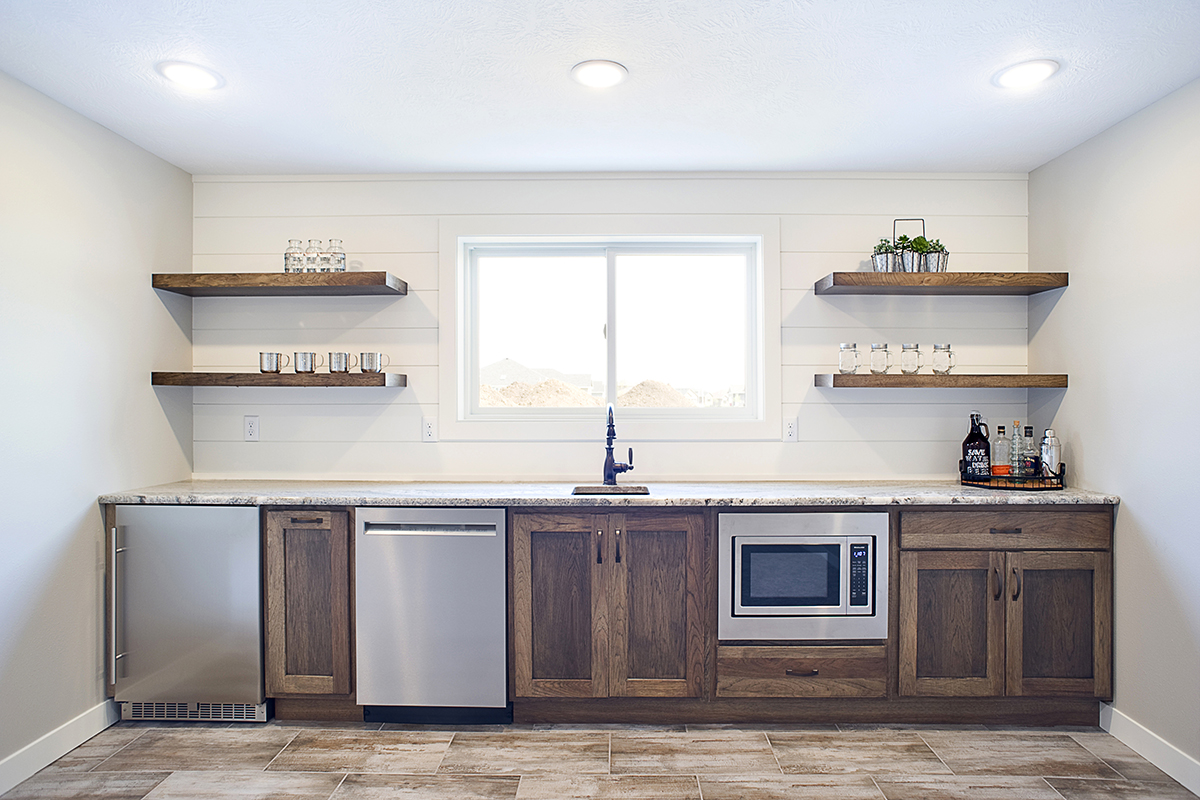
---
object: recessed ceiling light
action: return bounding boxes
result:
[571,60,628,88]
[156,61,224,90]
[994,59,1060,89]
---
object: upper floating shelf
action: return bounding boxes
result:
[815,374,1068,389]
[152,272,407,297]
[152,372,406,387]
[814,272,1068,296]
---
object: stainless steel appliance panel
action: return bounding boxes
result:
[113,505,263,704]
[355,507,507,708]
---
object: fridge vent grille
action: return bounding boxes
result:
[122,702,267,722]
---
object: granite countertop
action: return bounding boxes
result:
[99,480,1119,507]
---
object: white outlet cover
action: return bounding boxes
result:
[422,416,438,442]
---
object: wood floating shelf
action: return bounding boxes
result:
[152,272,407,297]
[152,372,406,387]
[814,272,1068,296]
[815,374,1068,389]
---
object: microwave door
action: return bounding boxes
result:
[733,538,848,616]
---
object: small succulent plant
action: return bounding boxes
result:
[910,236,934,254]
[872,238,896,255]
[894,234,913,251]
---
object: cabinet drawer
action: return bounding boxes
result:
[900,510,1110,551]
[716,646,886,698]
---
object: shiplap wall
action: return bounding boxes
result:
[189,173,1029,480]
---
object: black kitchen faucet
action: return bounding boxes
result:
[602,405,634,486]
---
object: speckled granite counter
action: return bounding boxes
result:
[99,480,1118,507]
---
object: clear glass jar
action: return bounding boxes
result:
[931,343,955,375]
[304,239,322,273]
[838,343,860,374]
[900,343,923,375]
[284,239,303,273]
[869,343,892,375]
[327,239,346,272]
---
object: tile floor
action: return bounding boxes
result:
[4,721,1195,799]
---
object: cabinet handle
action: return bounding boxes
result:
[291,517,323,524]
[597,530,603,564]
[785,668,820,677]
[990,528,1022,535]
[993,566,1002,601]
[1011,566,1022,601]
[615,529,621,563]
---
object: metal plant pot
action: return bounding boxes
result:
[871,252,898,272]
[925,251,949,272]
[900,250,923,272]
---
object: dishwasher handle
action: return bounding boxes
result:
[363,521,498,537]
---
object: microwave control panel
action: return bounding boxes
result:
[849,542,870,606]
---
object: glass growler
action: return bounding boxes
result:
[962,411,991,479]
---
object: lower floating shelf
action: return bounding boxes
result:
[815,374,1067,389]
[152,372,406,387]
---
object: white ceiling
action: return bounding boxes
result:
[2,0,1199,175]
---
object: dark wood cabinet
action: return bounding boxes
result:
[512,510,704,699]
[264,509,352,697]
[898,509,1112,700]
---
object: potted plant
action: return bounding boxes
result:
[926,239,949,272]
[871,238,898,272]
[896,235,921,272]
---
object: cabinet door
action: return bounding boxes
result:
[513,513,608,698]
[265,510,351,696]
[608,512,705,698]
[899,550,1005,696]
[1006,550,1112,698]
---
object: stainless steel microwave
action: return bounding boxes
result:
[718,512,889,640]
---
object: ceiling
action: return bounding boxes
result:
[2,0,1199,175]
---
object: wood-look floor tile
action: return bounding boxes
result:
[333,774,521,799]
[142,770,346,799]
[768,732,952,775]
[94,728,297,771]
[699,774,885,799]
[436,732,610,775]
[267,730,453,773]
[686,724,839,732]
[610,731,779,775]
[37,726,149,774]
[1047,777,1200,799]
[919,732,1122,778]
[0,771,169,799]
[515,774,701,799]
[1069,733,1178,782]
[873,775,1063,799]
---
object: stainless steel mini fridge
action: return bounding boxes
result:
[111,505,265,721]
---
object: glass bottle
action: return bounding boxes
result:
[284,239,303,273]
[869,343,892,375]
[992,424,1011,475]
[1041,428,1061,477]
[304,239,322,272]
[327,238,346,272]
[1023,426,1041,477]
[962,411,991,479]
[1010,422,1025,477]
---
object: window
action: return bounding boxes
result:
[460,237,762,421]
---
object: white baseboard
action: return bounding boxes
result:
[1102,702,1200,795]
[0,699,119,796]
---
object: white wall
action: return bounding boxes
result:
[191,173,1031,479]
[1030,77,1200,791]
[0,72,193,792]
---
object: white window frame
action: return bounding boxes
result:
[438,216,781,442]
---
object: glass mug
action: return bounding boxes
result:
[900,343,923,375]
[360,352,391,373]
[294,352,324,373]
[838,343,860,374]
[932,344,956,375]
[259,352,290,373]
[869,343,892,375]
[328,352,358,373]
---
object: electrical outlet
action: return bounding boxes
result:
[422,416,438,442]
[244,415,260,442]
[782,417,798,442]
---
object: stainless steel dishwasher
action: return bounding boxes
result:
[355,507,509,723]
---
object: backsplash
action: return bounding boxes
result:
[188,172,1031,480]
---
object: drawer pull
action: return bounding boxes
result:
[291,517,323,524]
[785,668,820,678]
[990,527,1022,535]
